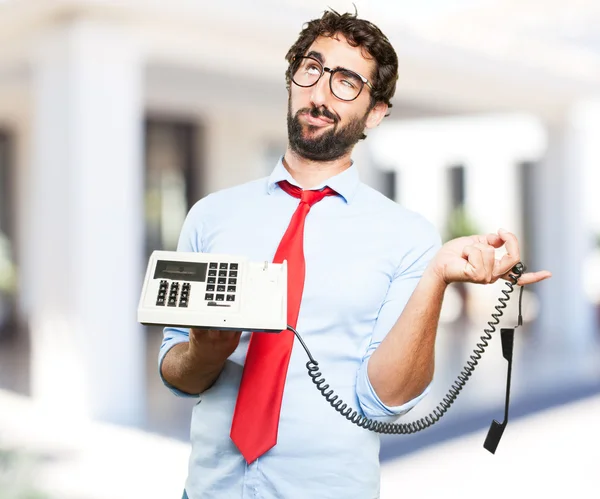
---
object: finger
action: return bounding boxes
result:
[189,327,205,337]
[503,270,552,286]
[462,245,486,282]
[190,327,214,341]
[474,234,489,245]
[485,233,504,248]
[493,228,521,276]
[191,328,238,341]
[473,242,496,282]
[208,329,241,341]
[485,232,518,278]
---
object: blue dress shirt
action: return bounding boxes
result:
[159,159,441,499]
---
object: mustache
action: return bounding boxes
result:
[297,106,338,123]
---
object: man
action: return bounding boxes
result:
[159,9,551,499]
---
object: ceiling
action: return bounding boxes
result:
[274,0,600,83]
[0,0,599,121]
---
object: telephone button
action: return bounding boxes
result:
[227,286,236,293]
[216,294,225,301]
[228,278,237,285]
[226,295,235,302]
[168,283,179,306]
[206,285,215,292]
[217,285,226,292]
[229,270,238,278]
[207,277,216,284]
[208,269,217,277]
[230,263,238,270]
[219,263,228,269]
[218,278,227,285]
[209,262,218,269]
[205,293,214,301]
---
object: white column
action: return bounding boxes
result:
[399,159,447,232]
[28,20,145,425]
[465,155,522,236]
[531,105,599,351]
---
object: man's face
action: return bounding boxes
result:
[287,34,379,162]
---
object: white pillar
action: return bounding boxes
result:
[28,20,145,425]
[399,159,447,232]
[531,105,599,351]
[578,99,600,241]
[465,155,522,236]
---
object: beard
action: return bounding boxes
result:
[287,101,369,162]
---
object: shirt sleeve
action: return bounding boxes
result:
[158,201,204,398]
[356,218,442,422]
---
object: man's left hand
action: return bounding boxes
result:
[430,228,552,287]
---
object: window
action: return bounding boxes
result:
[445,164,477,241]
[144,119,202,258]
[379,169,397,202]
[518,161,534,265]
[448,164,465,210]
[0,130,16,335]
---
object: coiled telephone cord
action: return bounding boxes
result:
[289,263,525,435]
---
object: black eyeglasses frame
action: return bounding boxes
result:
[290,56,374,102]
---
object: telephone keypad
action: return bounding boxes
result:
[208,261,242,303]
[156,280,168,306]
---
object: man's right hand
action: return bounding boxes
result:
[188,328,242,368]
[161,329,242,395]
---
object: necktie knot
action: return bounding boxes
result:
[278,180,337,207]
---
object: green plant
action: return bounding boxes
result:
[444,205,481,242]
[0,232,16,294]
[0,448,51,499]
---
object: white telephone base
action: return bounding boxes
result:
[137,250,287,332]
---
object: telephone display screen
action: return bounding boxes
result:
[154,260,207,282]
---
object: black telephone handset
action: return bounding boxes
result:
[290,262,526,454]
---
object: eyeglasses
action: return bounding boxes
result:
[291,56,374,102]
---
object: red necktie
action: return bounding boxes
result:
[230,180,337,464]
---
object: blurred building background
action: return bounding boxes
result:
[0,0,599,497]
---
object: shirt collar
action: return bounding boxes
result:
[266,156,359,204]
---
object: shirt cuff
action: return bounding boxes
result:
[158,334,200,398]
[356,356,431,423]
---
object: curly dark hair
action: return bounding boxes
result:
[285,9,399,112]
